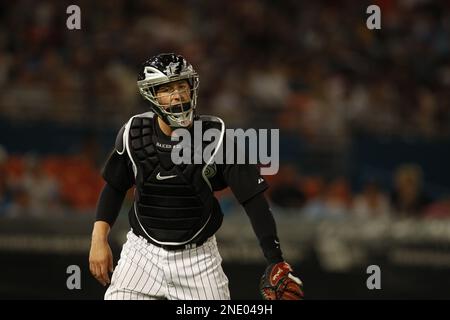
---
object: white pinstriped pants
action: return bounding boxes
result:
[104,230,230,300]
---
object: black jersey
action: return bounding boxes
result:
[102,112,268,246]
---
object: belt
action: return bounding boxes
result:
[133,229,208,251]
[160,240,207,251]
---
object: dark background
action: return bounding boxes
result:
[1,0,450,299]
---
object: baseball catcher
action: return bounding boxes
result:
[88,53,304,300]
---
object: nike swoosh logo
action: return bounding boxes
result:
[156,172,177,181]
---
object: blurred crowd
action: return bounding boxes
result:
[1,145,450,219]
[0,0,449,139]
[0,145,104,217]
[264,162,450,219]
[1,0,450,218]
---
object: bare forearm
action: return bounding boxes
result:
[92,221,111,242]
[90,220,114,286]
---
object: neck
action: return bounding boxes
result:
[158,117,173,137]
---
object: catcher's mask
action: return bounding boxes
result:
[137,53,199,128]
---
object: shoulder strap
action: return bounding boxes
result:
[122,111,155,177]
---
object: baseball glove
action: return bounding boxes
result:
[260,261,304,300]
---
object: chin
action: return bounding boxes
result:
[180,120,193,128]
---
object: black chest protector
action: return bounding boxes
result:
[123,113,224,245]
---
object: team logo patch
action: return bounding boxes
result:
[164,62,180,77]
[203,163,217,178]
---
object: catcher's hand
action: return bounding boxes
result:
[260,261,304,300]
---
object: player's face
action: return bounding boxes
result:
[155,80,191,109]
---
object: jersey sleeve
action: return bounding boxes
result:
[222,163,269,204]
[219,132,269,204]
[101,125,135,192]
